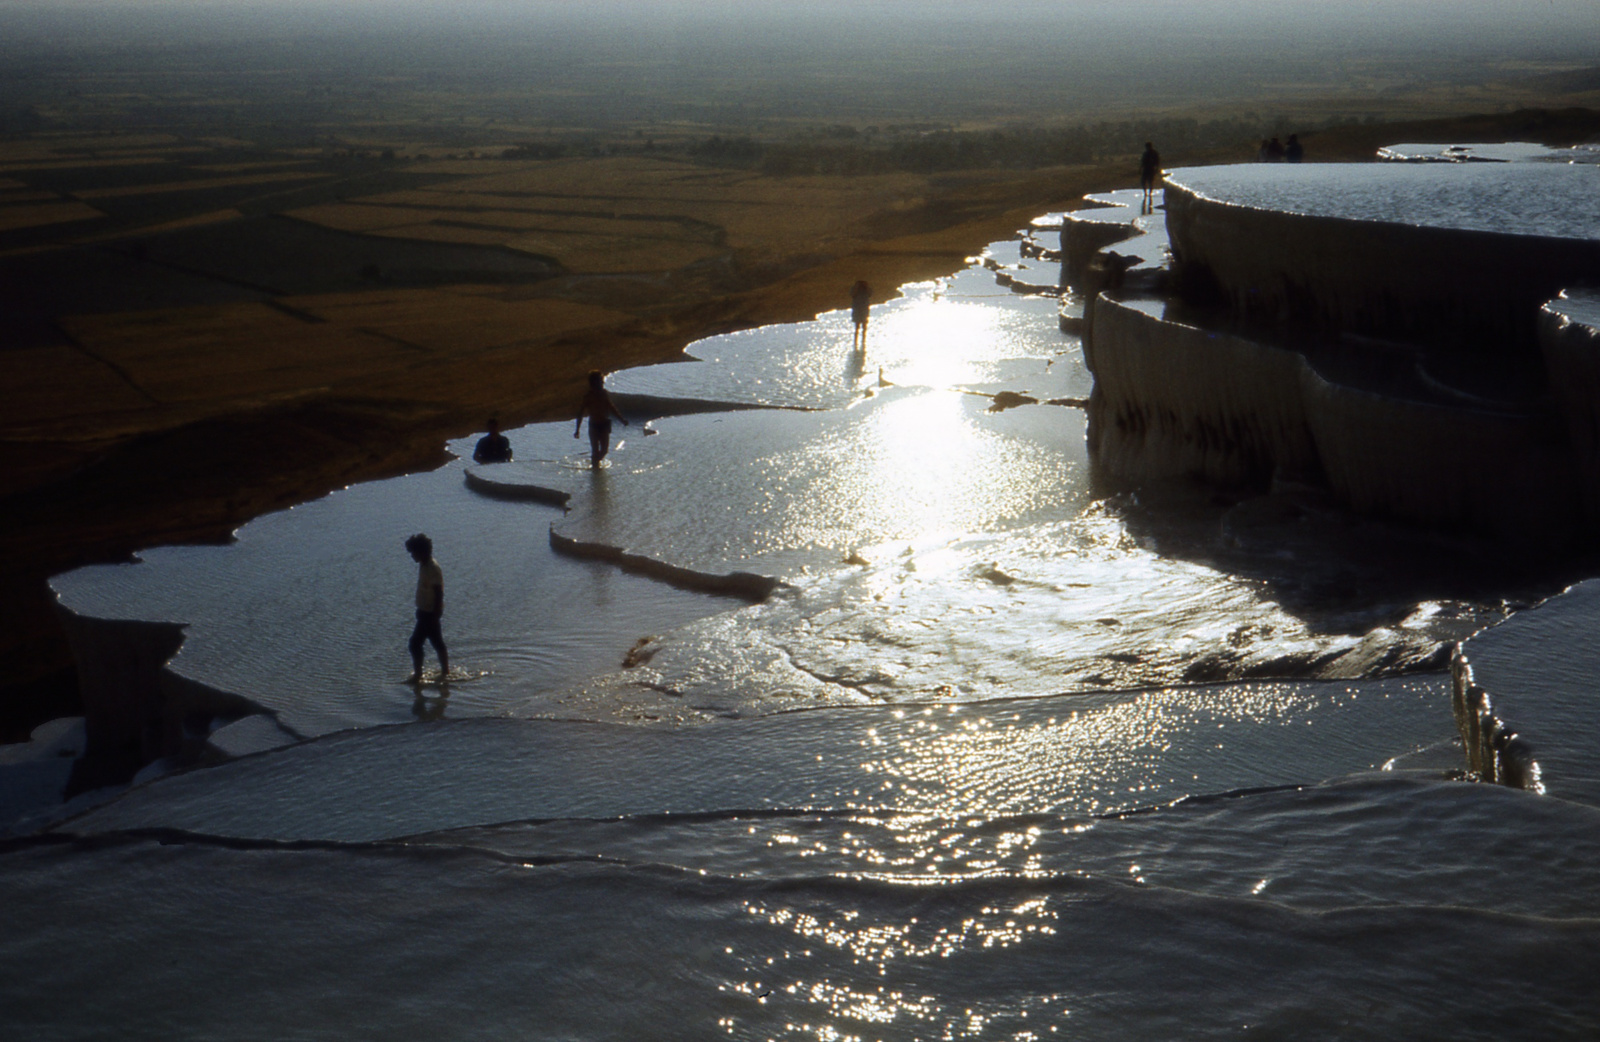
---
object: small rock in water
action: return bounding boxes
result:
[987,391,1038,412]
[622,637,659,669]
[977,565,1016,585]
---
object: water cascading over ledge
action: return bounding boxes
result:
[1084,296,1580,540]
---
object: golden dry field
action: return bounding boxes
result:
[0,138,1086,508]
[73,170,331,200]
[0,200,105,233]
[288,156,932,274]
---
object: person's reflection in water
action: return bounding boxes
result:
[846,339,867,386]
[412,684,449,721]
[587,462,614,541]
[575,370,629,469]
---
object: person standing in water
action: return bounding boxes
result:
[574,369,629,469]
[1139,142,1162,205]
[405,533,448,683]
[850,280,872,347]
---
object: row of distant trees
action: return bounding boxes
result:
[501,115,1363,174]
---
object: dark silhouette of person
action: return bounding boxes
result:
[1258,139,1272,162]
[1139,142,1162,203]
[850,280,872,347]
[472,417,512,463]
[1285,134,1304,163]
[574,369,629,469]
[405,533,447,683]
[1265,136,1286,162]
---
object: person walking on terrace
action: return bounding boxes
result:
[472,417,512,463]
[405,533,448,683]
[575,369,629,469]
[1139,142,1162,205]
[850,280,872,347]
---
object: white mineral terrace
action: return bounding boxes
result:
[1165,161,1600,241]
[1377,141,1600,164]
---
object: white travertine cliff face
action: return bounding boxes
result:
[1072,149,1600,792]
[1076,154,1599,543]
[1086,297,1578,539]
[1161,163,1600,353]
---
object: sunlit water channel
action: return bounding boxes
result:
[10,222,1600,1039]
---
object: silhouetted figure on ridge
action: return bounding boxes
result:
[575,369,629,469]
[472,417,512,463]
[1285,134,1304,163]
[1265,136,1286,162]
[1139,142,1162,205]
[850,280,872,347]
[405,533,448,684]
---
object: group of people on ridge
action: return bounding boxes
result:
[1258,134,1304,162]
[1142,132,1304,210]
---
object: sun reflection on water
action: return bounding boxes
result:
[745,894,1059,965]
[772,391,1074,550]
[730,891,1065,1038]
[869,295,1022,390]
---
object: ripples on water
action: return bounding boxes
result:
[15,228,1600,1038]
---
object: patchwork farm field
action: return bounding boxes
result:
[288,157,931,274]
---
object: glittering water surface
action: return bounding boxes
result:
[64,678,1451,841]
[49,449,746,737]
[20,216,1600,1038]
[611,262,1082,409]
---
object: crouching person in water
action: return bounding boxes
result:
[405,533,448,683]
[574,369,629,469]
[472,417,512,463]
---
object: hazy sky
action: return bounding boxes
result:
[3,0,1599,48]
[1,0,1594,122]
